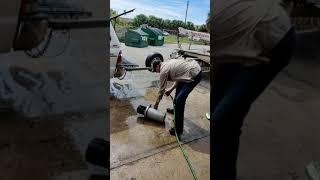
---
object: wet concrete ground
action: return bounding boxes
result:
[111,137,210,180]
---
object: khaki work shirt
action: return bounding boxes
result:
[157,59,201,100]
[213,0,292,65]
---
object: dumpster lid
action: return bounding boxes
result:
[131,28,148,36]
[149,27,164,36]
[140,26,163,36]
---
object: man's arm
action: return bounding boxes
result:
[165,81,178,96]
[154,95,162,110]
[154,72,168,109]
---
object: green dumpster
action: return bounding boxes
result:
[125,29,149,48]
[140,27,164,46]
[151,27,165,36]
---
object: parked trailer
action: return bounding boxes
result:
[171,27,210,72]
[170,48,210,73]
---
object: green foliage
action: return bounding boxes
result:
[198,24,208,32]
[186,21,195,30]
[177,20,186,29]
[110,9,131,28]
[111,9,204,32]
[132,14,149,27]
[148,15,157,27]
[164,35,207,45]
[163,19,171,29]
[165,35,188,44]
[110,8,117,18]
[130,14,195,30]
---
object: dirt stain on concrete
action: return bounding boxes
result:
[110,98,136,134]
[144,87,158,102]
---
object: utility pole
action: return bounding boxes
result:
[184,0,189,24]
[185,0,191,49]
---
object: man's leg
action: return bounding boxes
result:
[173,72,202,134]
[212,64,265,179]
[211,64,246,179]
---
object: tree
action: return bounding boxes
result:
[110,8,117,18]
[130,14,198,30]
[155,17,163,28]
[177,20,186,29]
[186,21,195,30]
[110,9,130,28]
[171,20,179,29]
[163,19,171,29]
[132,14,149,27]
[170,20,186,29]
[198,24,208,32]
[148,15,158,27]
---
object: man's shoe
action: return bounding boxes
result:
[206,112,210,120]
[166,108,174,114]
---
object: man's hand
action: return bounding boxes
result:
[164,89,172,97]
[153,102,159,110]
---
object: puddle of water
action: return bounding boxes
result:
[110,96,177,166]
[136,116,165,127]
[110,99,136,134]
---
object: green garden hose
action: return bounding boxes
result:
[169,95,199,180]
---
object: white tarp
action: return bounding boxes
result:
[178,27,210,42]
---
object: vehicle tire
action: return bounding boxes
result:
[85,138,109,169]
[145,52,164,68]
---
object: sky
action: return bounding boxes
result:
[110,0,210,25]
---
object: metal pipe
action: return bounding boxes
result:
[137,105,166,124]
[124,67,150,71]
[48,18,108,29]
[110,8,135,21]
